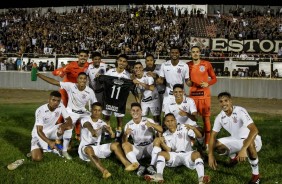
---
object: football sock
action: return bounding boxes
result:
[204,117,211,145]
[62,129,72,152]
[150,147,162,165]
[156,155,165,175]
[195,158,205,178]
[248,157,259,175]
[126,151,138,164]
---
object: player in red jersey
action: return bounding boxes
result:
[52,50,90,140]
[187,46,217,150]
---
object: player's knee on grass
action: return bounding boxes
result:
[31,149,43,162]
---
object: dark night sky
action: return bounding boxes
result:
[0,0,279,9]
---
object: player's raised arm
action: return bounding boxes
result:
[37,73,60,87]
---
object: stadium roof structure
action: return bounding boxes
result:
[0,0,279,9]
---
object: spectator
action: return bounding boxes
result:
[222,67,230,76]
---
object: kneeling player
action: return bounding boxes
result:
[144,113,210,184]
[208,92,262,184]
[78,102,138,179]
[30,91,73,161]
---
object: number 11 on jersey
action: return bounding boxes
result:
[111,85,121,99]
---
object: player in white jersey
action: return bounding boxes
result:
[156,46,190,111]
[122,103,163,177]
[144,113,210,184]
[208,92,262,184]
[86,52,107,104]
[144,54,166,111]
[37,72,97,159]
[78,102,138,179]
[100,54,137,140]
[30,91,73,161]
[132,62,161,124]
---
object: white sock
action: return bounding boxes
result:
[126,151,138,164]
[156,155,166,175]
[248,157,259,175]
[116,130,121,138]
[62,129,72,152]
[195,158,205,179]
[150,147,162,165]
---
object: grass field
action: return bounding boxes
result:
[0,90,282,184]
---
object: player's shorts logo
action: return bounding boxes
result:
[200,66,205,72]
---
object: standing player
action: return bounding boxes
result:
[187,46,217,149]
[144,113,210,184]
[86,52,107,104]
[132,62,161,124]
[208,92,262,184]
[122,103,163,177]
[52,50,90,139]
[79,102,138,179]
[30,91,73,161]
[98,54,137,140]
[144,54,166,111]
[37,72,97,159]
[156,46,190,112]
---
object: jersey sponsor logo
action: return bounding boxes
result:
[200,66,205,72]
[106,104,118,112]
[177,133,183,139]
[55,111,60,117]
[113,79,124,85]
[177,68,182,73]
[191,91,204,96]
[233,117,237,123]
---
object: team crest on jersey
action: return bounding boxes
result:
[182,106,187,111]
[99,69,105,74]
[82,94,87,99]
[199,66,205,72]
[113,79,124,85]
[177,133,183,139]
[233,117,237,123]
[177,68,182,73]
[141,124,146,130]
[55,111,59,117]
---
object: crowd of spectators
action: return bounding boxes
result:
[0,5,281,77]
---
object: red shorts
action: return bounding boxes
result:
[193,98,211,117]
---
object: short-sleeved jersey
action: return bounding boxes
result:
[144,64,166,94]
[164,96,197,126]
[213,106,254,139]
[124,117,156,146]
[159,60,189,95]
[53,61,90,83]
[97,75,135,114]
[135,73,159,101]
[86,62,107,91]
[187,60,217,99]
[60,82,97,111]
[163,124,194,152]
[31,103,69,137]
[80,117,107,147]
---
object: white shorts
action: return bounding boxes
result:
[78,143,112,161]
[102,110,124,117]
[30,124,62,151]
[141,98,161,116]
[166,151,196,169]
[133,143,154,160]
[67,109,91,125]
[218,135,262,155]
